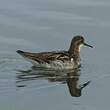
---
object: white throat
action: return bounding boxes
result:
[79,44,83,52]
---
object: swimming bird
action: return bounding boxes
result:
[16,35,93,69]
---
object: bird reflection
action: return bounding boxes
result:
[66,71,90,97]
[16,66,91,97]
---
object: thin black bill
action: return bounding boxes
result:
[84,43,93,48]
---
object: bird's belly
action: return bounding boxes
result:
[27,58,78,69]
[49,60,75,69]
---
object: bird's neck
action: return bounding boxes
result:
[68,45,80,56]
[68,45,81,65]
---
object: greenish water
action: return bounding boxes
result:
[0,0,110,110]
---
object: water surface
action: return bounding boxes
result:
[0,0,110,110]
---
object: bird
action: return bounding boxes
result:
[16,35,93,69]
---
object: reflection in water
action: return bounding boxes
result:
[16,66,91,97]
[67,71,90,97]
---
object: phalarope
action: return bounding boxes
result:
[17,35,93,69]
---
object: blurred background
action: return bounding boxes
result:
[0,0,110,110]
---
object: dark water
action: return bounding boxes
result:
[0,0,110,110]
